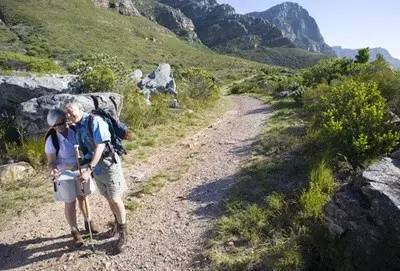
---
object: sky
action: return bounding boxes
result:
[218,0,400,59]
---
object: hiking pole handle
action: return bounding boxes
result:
[74,145,85,194]
[74,145,82,175]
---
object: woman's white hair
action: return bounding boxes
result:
[47,109,66,126]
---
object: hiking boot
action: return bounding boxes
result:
[71,230,84,247]
[107,218,118,238]
[84,220,100,234]
[116,223,128,253]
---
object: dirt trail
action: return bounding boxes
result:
[0,95,271,271]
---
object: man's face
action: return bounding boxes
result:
[65,104,83,124]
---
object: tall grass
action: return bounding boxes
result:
[5,137,47,168]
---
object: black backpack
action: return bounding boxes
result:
[44,126,76,156]
[88,95,128,161]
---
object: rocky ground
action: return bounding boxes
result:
[0,95,271,271]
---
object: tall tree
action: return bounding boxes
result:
[355,47,370,64]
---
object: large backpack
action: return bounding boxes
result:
[88,95,128,160]
[44,126,76,156]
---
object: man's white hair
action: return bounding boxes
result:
[64,101,83,111]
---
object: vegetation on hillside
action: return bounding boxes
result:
[0,0,264,80]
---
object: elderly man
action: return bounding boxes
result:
[64,102,128,253]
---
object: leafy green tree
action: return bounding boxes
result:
[355,47,370,64]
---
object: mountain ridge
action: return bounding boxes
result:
[332,46,400,69]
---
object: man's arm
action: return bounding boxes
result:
[79,143,106,182]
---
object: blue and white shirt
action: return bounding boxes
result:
[75,113,111,161]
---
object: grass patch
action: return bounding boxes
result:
[0,50,64,74]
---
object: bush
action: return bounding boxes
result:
[301,58,358,87]
[120,83,172,130]
[179,68,220,109]
[6,137,46,168]
[306,79,400,166]
[300,161,335,218]
[69,53,127,92]
[356,57,400,114]
[81,64,116,92]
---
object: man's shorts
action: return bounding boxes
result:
[54,170,96,203]
[93,155,126,199]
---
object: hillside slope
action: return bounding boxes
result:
[0,0,264,76]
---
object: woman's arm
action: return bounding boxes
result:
[46,153,59,179]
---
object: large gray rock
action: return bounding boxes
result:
[16,93,123,136]
[128,69,143,82]
[0,75,78,114]
[138,64,176,103]
[0,162,35,184]
[324,156,400,271]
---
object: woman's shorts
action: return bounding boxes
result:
[53,170,96,203]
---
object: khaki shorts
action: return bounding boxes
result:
[54,170,96,203]
[93,155,126,199]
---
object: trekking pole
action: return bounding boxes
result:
[74,145,95,252]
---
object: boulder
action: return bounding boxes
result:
[0,75,78,114]
[16,93,123,136]
[324,156,400,271]
[138,63,176,103]
[0,162,35,184]
[128,69,143,82]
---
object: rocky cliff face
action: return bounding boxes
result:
[92,0,140,16]
[153,3,199,42]
[158,0,293,48]
[324,155,400,271]
[332,46,400,69]
[248,2,334,55]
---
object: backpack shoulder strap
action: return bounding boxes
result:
[45,128,60,156]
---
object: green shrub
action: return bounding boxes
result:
[300,160,335,218]
[307,79,400,166]
[179,68,220,109]
[301,58,358,87]
[81,64,116,92]
[69,53,127,92]
[120,83,172,130]
[6,137,46,168]
[0,51,63,74]
[356,57,400,114]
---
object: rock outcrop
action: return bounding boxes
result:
[138,63,176,104]
[128,69,143,82]
[324,156,400,271]
[92,0,140,16]
[16,93,123,136]
[154,3,199,42]
[0,75,78,114]
[159,0,292,48]
[248,2,334,55]
[0,162,35,184]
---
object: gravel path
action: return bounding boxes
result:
[0,95,271,271]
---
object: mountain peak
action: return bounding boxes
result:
[248,2,334,55]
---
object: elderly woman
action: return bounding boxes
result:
[45,109,99,247]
